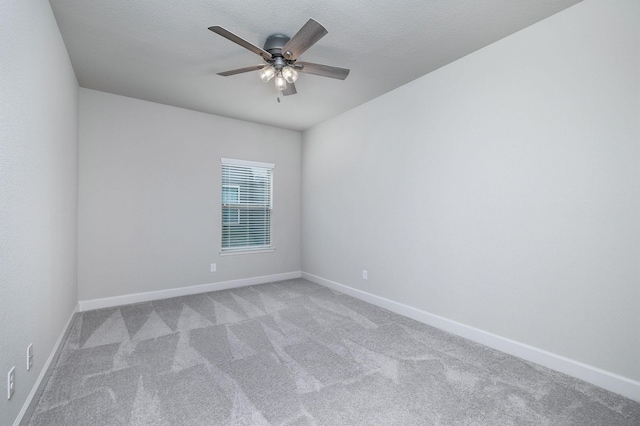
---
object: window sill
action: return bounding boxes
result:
[220,248,275,256]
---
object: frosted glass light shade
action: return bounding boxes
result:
[282,66,298,83]
[259,66,275,82]
[275,74,287,91]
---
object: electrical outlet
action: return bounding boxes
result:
[210,263,217,272]
[362,269,368,280]
[27,344,33,371]
[7,366,15,400]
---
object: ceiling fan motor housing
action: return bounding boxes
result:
[263,34,290,57]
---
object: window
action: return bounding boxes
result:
[222,185,240,224]
[221,158,274,253]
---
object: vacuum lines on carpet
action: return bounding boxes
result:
[26,279,640,425]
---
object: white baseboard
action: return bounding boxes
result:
[302,272,640,403]
[78,271,302,312]
[14,305,78,426]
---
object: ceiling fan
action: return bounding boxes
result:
[208,19,350,96]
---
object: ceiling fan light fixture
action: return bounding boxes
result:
[282,66,298,83]
[259,65,275,82]
[275,73,287,91]
[210,19,349,96]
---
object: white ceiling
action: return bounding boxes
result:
[50,0,582,131]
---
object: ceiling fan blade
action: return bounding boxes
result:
[217,65,264,77]
[208,26,272,60]
[297,62,350,80]
[282,19,328,60]
[282,83,297,96]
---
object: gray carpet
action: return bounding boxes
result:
[26,279,640,425]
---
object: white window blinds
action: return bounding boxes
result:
[221,158,274,253]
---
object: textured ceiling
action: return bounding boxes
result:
[50,0,582,131]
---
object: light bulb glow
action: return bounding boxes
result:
[259,66,275,82]
[282,66,298,83]
[275,74,287,91]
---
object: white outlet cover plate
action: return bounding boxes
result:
[27,343,33,370]
[8,366,15,400]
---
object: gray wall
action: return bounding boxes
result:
[302,0,639,381]
[78,89,302,302]
[0,1,79,424]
